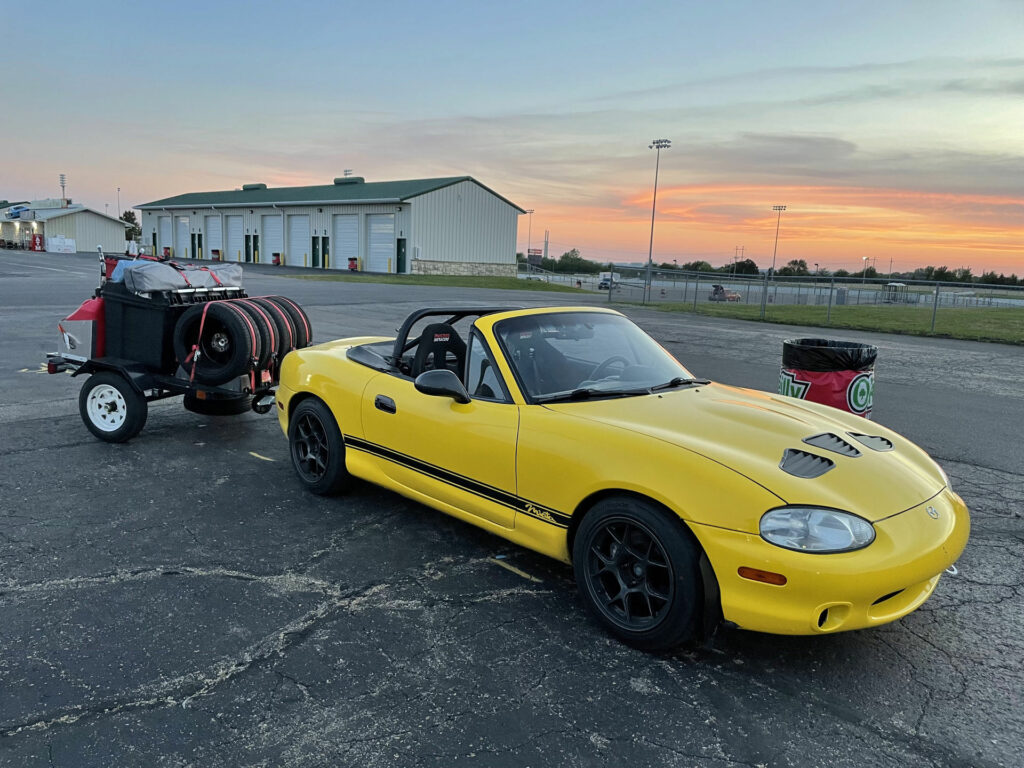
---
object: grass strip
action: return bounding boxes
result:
[636,302,1024,344]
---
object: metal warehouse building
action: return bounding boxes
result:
[1,200,128,253]
[137,176,524,275]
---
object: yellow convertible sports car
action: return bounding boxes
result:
[276,306,969,650]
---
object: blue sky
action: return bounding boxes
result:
[3,0,1023,270]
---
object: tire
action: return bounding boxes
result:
[288,398,352,495]
[249,296,295,358]
[262,296,312,349]
[79,371,148,443]
[183,392,253,416]
[230,299,276,371]
[172,301,259,385]
[572,496,703,651]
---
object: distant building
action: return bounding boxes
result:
[1,200,128,253]
[136,176,524,275]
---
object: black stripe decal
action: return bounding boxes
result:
[343,435,571,528]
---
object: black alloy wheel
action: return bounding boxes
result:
[586,518,673,630]
[573,496,703,650]
[288,398,352,495]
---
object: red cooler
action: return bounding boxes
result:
[780,338,877,418]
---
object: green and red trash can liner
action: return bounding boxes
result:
[779,338,877,418]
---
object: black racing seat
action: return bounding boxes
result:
[411,323,467,377]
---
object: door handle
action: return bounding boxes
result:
[374,395,396,414]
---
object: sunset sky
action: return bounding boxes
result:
[3,0,1023,273]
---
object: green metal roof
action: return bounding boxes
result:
[137,177,525,212]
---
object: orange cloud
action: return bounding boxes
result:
[525,183,1024,273]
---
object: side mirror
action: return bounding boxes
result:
[414,369,471,404]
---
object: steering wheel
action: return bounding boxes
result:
[591,355,630,380]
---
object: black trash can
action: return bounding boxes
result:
[780,338,878,417]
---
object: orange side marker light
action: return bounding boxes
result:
[738,567,788,586]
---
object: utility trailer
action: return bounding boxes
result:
[46,252,310,442]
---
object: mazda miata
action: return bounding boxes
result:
[276,306,968,649]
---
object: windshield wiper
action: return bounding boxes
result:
[534,387,650,404]
[649,376,711,392]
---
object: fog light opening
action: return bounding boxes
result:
[738,567,787,586]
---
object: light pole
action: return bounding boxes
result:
[525,209,535,271]
[862,255,869,283]
[116,187,121,219]
[644,138,671,304]
[769,205,786,276]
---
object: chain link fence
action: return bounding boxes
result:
[518,264,1024,343]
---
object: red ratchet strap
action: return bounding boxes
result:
[185,302,213,383]
[262,300,293,350]
[236,299,277,368]
[270,295,311,343]
[184,300,260,387]
[226,302,260,391]
[197,266,223,286]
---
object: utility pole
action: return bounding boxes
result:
[644,138,671,304]
[59,173,67,205]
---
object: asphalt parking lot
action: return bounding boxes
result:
[1,251,1022,768]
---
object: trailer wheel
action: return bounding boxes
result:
[79,372,148,442]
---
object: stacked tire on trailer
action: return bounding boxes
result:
[171,295,312,415]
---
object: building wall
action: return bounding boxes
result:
[141,204,408,268]
[138,180,518,275]
[409,180,518,267]
[410,259,517,277]
[40,212,126,253]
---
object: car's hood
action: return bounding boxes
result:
[544,382,946,521]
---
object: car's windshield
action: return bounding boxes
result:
[494,312,694,401]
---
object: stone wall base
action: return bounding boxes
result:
[410,260,517,277]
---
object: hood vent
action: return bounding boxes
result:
[848,433,894,452]
[779,448,835,479]
[803,432,861,458]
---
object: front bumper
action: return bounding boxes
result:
[275,383,295,435]
[694,488,970,635]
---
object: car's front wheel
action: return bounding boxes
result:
[288,398,352,495]
[573,496,702,651]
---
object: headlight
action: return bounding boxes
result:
[760,507,875,553]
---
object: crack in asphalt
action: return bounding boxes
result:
[0,580,384,738]
[0,555,554,740]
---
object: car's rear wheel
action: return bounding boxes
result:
[288,398,352,495]
[573,496,702,650]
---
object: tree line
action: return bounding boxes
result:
[520,251,1022,286]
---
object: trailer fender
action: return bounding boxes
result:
[71,359,155,394]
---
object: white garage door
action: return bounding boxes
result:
[332,215,358,270]
[367,214,394,273]
[176,216,190,259]
[288,215,310,266]
[225,215,243,262]
[204,216,222,259]
[262,215,283,259]
[158,216,172,254]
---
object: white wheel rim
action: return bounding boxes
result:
[87,384,128,432]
